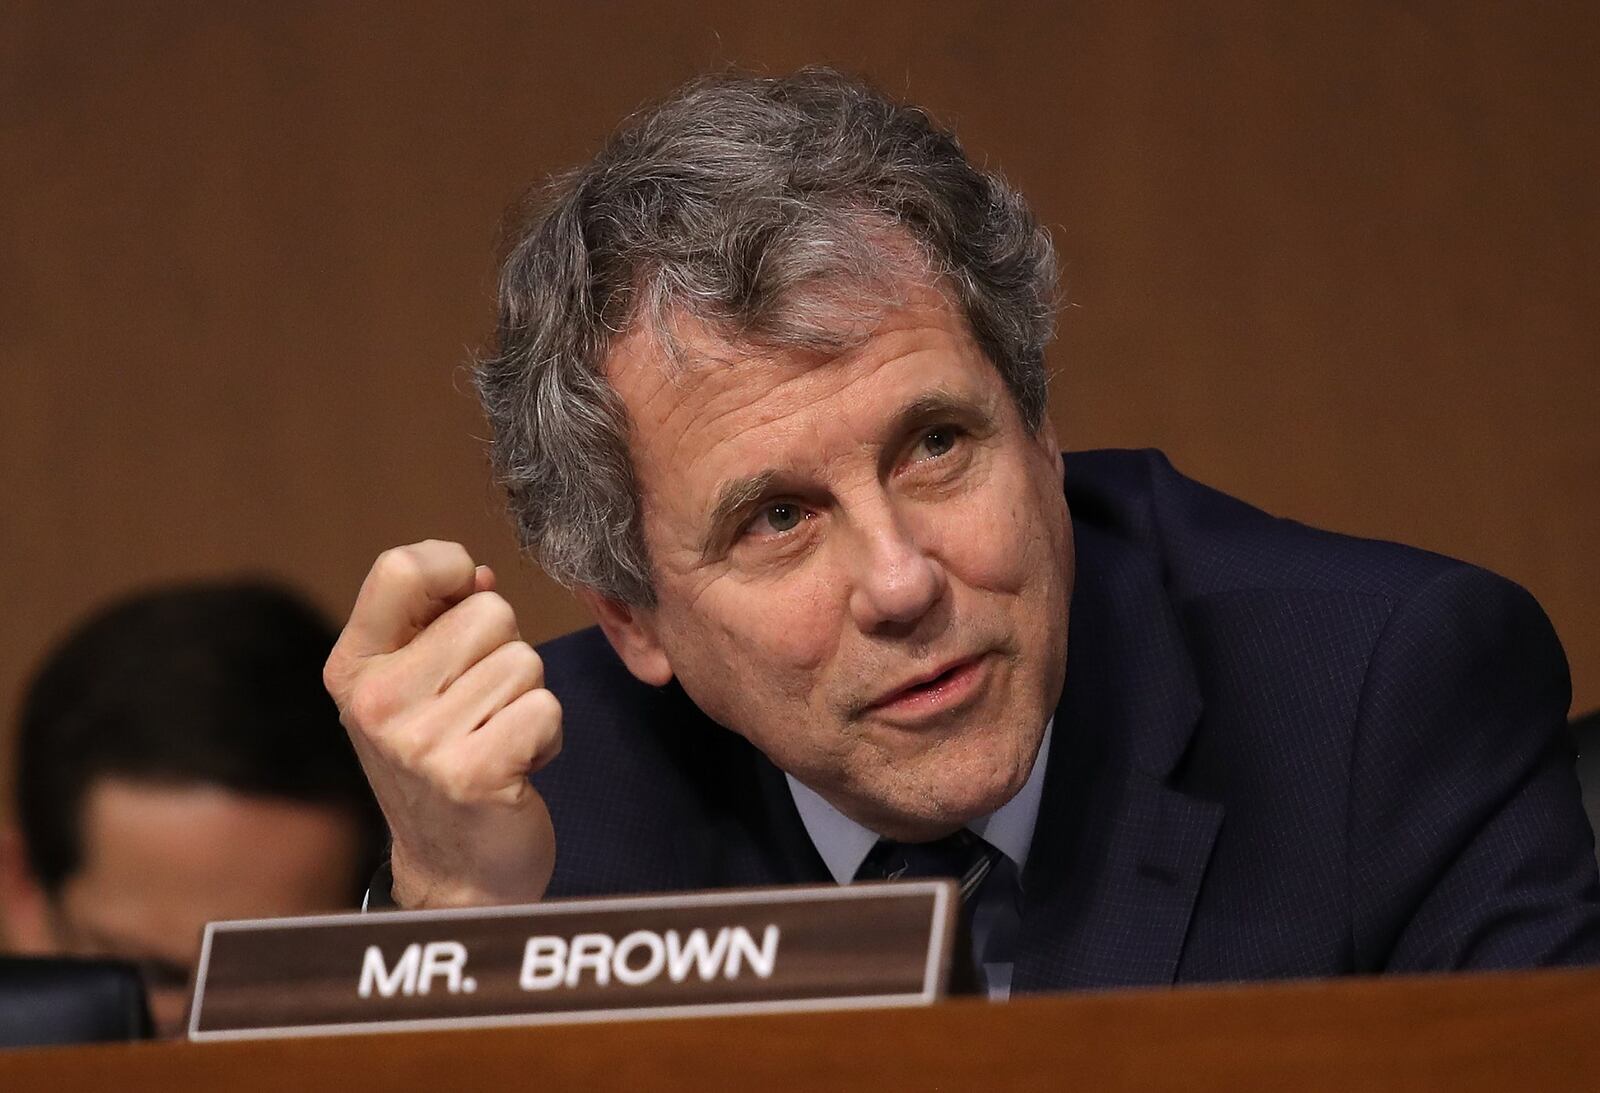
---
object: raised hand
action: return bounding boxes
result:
[324,541,561,909]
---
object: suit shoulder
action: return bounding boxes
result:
[533,625,754,794]
[537,625,638,697]
[1066,448,1496,605]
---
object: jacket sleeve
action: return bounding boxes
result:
[1347,564,1600,970]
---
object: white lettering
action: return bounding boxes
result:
[417,941,469,995]
[612,929,667,986]
[665,927,732,983]
[725,925,780,979]
[564,933,615,988]
[359,943,420,999]
[519,936,568,990]
[514,923,782,991]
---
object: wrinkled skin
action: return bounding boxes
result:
[590,282,1075,840]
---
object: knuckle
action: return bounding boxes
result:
[541,717,565,761]
[523,691,564,763]
[438,773,474,807]
[429,755,484,807]
[419,537,469,559]
[345,678,397,733]
[414,748,452,789]
[322,648,352,700]
[525,687,562,723]
[515,692,562,773]
[492,779,533,809]
[372,545,424,588]
[469,592,518,637]
[383,721,432,769]
[423,539,475,581]
[503,641,543,685]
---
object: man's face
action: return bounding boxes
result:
[36,779,362,1036]
[601,281,1074,841]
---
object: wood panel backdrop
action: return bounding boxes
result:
[3,0,1597,817]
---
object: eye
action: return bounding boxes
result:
[749,501,806,537]
[913,426,960,460]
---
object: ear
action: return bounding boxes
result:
[576,588,674,687]
[0,826,57,954]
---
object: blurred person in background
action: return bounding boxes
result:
[0,581,385,1035]
[1573,708,1600,864]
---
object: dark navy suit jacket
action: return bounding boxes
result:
[532,449,1600,990]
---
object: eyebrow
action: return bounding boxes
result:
[697,387,987,558]
[891,389,982,435]
[702,469,781,557]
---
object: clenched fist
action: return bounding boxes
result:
[324,541,561,909]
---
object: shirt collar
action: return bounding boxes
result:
[785,718,1054,884]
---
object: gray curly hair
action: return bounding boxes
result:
[475,68,1058,606]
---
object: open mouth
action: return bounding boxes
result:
[902,662,967,695]
[867,655,989,718]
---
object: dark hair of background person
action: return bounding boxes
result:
[13,581,385,901]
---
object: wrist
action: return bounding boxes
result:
[388,847,548,910]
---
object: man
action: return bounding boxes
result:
[1,581,386,1033]
[325,69,1600,994]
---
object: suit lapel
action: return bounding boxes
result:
[1013,521,1223,992]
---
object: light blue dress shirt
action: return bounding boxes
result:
[785,720,1053,1000]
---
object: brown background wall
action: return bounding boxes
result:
[3,0,1597,799]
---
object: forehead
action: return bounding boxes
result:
[604,284,1007,482]
[65,779,360,945]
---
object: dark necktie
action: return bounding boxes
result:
[856,829,999,896]
[855,829,1001,995]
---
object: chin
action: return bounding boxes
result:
[872,753,1033,841]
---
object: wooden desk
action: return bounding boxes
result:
[4,967,1598,1091]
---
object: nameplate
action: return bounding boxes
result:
[188,881,956,1040]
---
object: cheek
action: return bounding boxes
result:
[933,486,1052,594]
[662,575,842,701]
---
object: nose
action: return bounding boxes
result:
[846,502,948,634]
